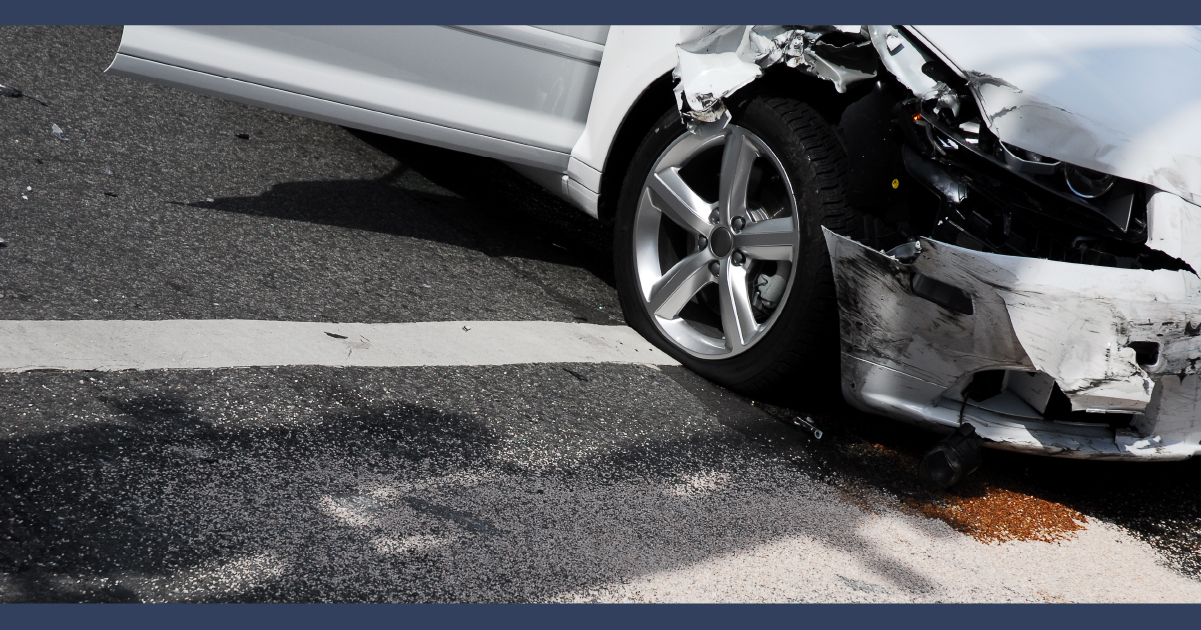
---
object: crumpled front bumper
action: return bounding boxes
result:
[824,212,1201,460]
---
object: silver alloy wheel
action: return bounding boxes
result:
[633,124,801,358]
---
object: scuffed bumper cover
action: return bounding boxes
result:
[824,227,1201,460]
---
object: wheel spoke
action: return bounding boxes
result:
[718,128,759,224]
[717,260,760,351]
[634,124,796,358]
[647,251,715,319]
[734,218,797,261]
[647,169,714,235]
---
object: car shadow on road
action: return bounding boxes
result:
[0,366,952,603]
[181,130,617,289]
[170,129,624,324]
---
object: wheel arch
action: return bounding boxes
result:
[595,71,677,226]
[596,66,873,227]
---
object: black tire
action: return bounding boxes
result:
[614,94,870,401]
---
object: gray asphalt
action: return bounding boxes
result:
[0,26,620,326]
[2,26,1200,602]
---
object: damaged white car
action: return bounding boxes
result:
[109,25,1201,466]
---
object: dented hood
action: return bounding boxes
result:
[912,25,1201,206]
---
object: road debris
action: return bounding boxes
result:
[462,325,471,331]
[918,424,982,490]
[0,82,46,105]
[324,332,348,339]
[51,123,68,141]
[563,367,590,382]
[908,483,1088,544]
[792,415,823,439]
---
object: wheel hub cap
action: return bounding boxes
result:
[709,227,733,257]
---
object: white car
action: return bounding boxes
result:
[109,25,1201,465]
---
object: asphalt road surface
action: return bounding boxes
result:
[2,26,1200,602]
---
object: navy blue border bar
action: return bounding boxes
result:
[3,603,1197,630]
[4,2,1201,628]
[6,0,1201,25]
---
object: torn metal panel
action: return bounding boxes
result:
[867,26,938,98]
[823,230,1030,390]
[793,29,878,93]
[867,25,962,122]
[673,25,876,124]
[1130,375,1201,457]
[896,100,1196,272]
[674,49,761,123]
[824,227,1201,459]
[873,27,1201,271]
[996,291,1152,412]
[668,25,1201,460]
[908,25,1201,208]
[672,26,763,123]
[1146,188,1201,275]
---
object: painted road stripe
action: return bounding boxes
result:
[0,320,678,372]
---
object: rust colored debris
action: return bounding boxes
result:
[839,435,1087,543]
[907,484,1087,544]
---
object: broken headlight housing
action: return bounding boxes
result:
[895,92,1187,272]
[980,133,1139,234]
[1064,165,1115,199]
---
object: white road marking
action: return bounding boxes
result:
[0,320,678,372]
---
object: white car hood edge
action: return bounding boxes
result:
[912,25,1201,206]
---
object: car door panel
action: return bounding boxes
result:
[450,25,605,63]
[110,25,602,163]
[107,52,571,170]
[530,25,610,46]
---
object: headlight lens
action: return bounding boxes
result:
[1064,164,1115,198]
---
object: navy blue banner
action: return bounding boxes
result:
[3,603,1198,630]
[5,0,1201,25]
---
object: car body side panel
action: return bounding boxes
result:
[111,25,601,159]
[110,25,683,218]
[531,26,611,46]
[106,53,569,170]
[450,26,605,64]
[566,25,681,212]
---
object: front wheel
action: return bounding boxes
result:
[614,95,863,399]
